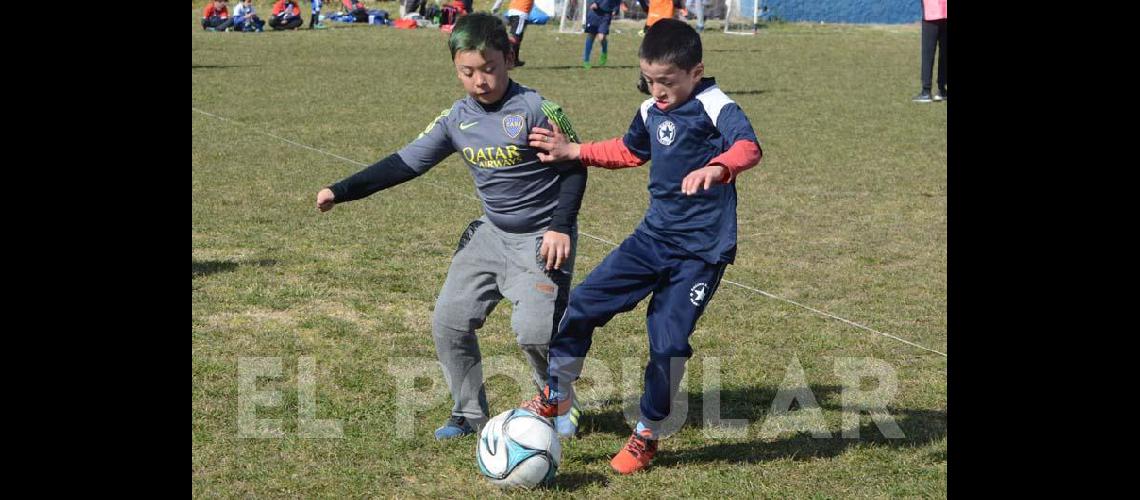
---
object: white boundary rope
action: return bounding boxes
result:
[193,107,947,358]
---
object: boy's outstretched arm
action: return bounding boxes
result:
[528,122,581,163]
[317,107,456,212]
[316,154,422,212]
[528,124,648,169]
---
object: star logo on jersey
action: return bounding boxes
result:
[657,120,677,146]
[502,114,525,139]
[689,282,708,306]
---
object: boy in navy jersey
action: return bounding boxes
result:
[521,19,763,475]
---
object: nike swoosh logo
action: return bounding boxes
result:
[460,122,478,130]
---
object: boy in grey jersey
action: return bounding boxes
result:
[316,13,587,440]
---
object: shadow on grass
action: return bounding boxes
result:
[548,471,610,492]
[722,89,767,95]
[524,65,638,70]
[192,65,261,69]
[193,259,277,278]
[571,385,945,467]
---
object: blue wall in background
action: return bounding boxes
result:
[760,0,921,24]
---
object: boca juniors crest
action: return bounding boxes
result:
[502,115,525,139]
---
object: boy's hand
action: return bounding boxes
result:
[316,188,336,212]
[528,122,580,163]
[681,165,728,196]
[540,230,571,271]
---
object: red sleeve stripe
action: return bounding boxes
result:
[709,140,762,183]
[579,138,646,169]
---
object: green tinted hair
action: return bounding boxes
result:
[448,13,512,60]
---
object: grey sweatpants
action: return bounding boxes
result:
[432,216,576,424]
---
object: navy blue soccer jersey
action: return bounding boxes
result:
[593,0,622,14]
[621,77,760,264]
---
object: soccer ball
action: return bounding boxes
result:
[476,408,561,489]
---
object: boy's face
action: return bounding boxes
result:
[454,48,514,105]
[639,60,705,111]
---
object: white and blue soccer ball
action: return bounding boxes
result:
[476,408,561,489]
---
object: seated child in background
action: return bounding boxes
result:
[269,0,304,30]
[233,0,266,32]
[201,0,235,31]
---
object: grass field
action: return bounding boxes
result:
[193,4,947,497]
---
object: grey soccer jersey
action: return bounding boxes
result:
[397,80,580,234]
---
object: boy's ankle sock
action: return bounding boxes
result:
[634,420,658,440]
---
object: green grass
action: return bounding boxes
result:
[193,7,946,497]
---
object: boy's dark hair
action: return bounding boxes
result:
[448,13,512,60]
[638,19,703,71]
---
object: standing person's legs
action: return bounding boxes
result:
[920,19,937,94]
[584,11,599,66]
[936,19,948,97]
[597,33,608,65]
[514,16,528,62]
[596,14,610,65]
[507,15,528,65]
[309,0,324,27]
[401,0,420,18]
[583,32,595,66]
[432,218,507,433]
[695,0,704,31]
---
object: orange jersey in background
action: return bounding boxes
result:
[646,0,673,26]
[203,3,230,18]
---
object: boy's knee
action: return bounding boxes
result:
[512,315,552,345]
[433,294,489,333]
[432,319,464,336]
[650,345,693,360]
[432,311,483,337]
[563,294,614,331]
[517,343,549,364]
